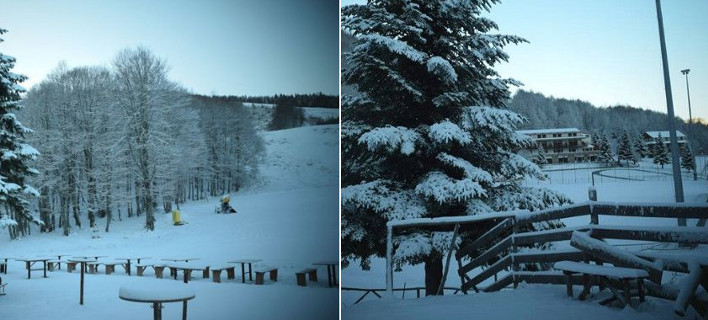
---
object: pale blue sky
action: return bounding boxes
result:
[1,0,338,96]
[342,0,708,122]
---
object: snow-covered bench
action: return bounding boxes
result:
[153,265,166,278]
[100,261,125,275]
[554,260,649,307]
[210,266,236,283]
[254,267,278,285]
[0,276,6,296]
[135,264,156,276]
[47,260,63,271]
[295,268,317,286]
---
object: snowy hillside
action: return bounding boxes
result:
[0,124,339,319]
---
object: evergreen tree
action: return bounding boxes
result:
[634,135,648,159]
[268,103,305,130]
[652,135,670,169]
[617,131,636,166]
[0,28,40,239]
[533,144,548,168]
[680,145,695,172]
[596,134,614,167]
[341,0,569,295]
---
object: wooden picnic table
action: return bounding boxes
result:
[313,261,338,288]
[48,254,70,270]
[162,258,200,263]
[165,263,208,284]
[120,280,195,320]
[0,257,12,274]
[71,256,105,273]
[69,258,99,305]
[227,259,262,283]
[15,258,50,279]
[115,257,152,276]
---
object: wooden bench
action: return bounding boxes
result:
[254,267,278,285]
[0,262,6,273]
[135,264,153,276]
[0,276,6,296]
[101,261,124,275]
[86,262,99,274]
[67,261,78,273]
[296,268,318,286]
[153,265,166,279]
[211,266,236,283]
[47,260,62,271]
[554,260,649,308]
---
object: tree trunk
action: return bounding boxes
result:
[39,186,53,232]
[61,194,70,236]
[425,256,444,296]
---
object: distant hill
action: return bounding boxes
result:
[508,90,708,154]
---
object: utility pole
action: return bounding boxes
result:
[681,68,697,181]
[654,0,686,227]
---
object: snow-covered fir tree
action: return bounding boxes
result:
[634,135,648,159]
[596,134,614,167]
[652,135,670,169]
[341,0,569,295]
[617,131,636,166]
[0,28,40,239]
[533,144,548,168]
[680,144,695,172]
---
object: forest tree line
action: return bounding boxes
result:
[11,47,266,239]
[228,92,339,109]
[509,90,708,154]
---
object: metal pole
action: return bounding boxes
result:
[682,69,698,181]
[386,225,393,296]
[655,0,686,226]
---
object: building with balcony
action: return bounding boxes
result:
[517,128,597,164]
[642,131,687,154]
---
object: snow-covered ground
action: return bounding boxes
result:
[342,158,708,319]
[0,124,339,319]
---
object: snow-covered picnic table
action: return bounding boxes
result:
[227,259,262,283]
[119,280,195,320]
[554,260,649,308]
[15,257,51,279]
[164,262,209,283]
[313,261,338,288]
[115,257,152,275]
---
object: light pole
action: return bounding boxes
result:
[681,69,692,122]
[681,68,697,181]
[654,0,685,226]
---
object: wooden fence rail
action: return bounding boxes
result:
[451,202,708,294]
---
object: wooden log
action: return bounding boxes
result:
[674,262,702,316]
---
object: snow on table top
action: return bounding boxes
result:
[119,280,195,303]
[554,261,649,278]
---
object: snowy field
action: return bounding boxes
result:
[0,124,339,319]
[303,107,339,122]
[342,159,708,319]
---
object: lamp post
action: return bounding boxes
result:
[681,69,692,122]
[654,0,685,226]
[681,68,697,181]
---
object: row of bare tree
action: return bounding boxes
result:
[15,47,263,237]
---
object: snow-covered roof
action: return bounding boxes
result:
[516,128,581,135]
[644,131,685,138]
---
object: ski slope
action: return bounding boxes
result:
[0,124,339,319]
